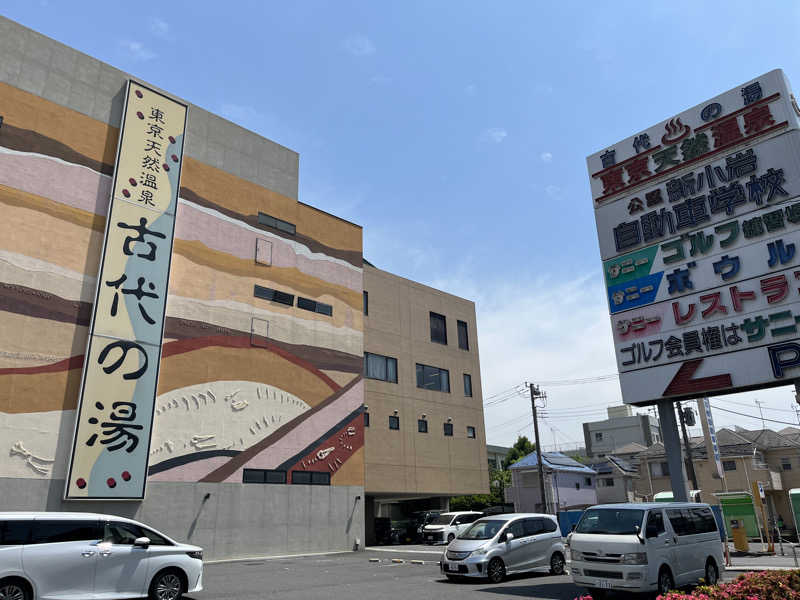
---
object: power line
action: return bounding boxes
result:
[710,403,800,427]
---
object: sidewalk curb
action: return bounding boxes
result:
[205,549,352,565]
[727,566,796,571]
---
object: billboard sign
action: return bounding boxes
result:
[589,69,800,404]
[65,81,188,499]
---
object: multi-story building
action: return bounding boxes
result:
[487,444,511,471]
[583,405,661,458]
[362,264,488,542]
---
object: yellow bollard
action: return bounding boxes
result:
[731,520,749,553]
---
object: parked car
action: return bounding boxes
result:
[422,511,483,545]
[0,512,203,600]
[411,510,441,542]
[440,513,566,583]
[569,502,724,598]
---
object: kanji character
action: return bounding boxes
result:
[730,286,756,312]
[681,172,697,196]
[652,146,679,173]
[146,123,164,139]
[769,310,799,336]
[724,323,743,345]
[741,316,768,342]
[105,274,159,324]
[761,275,789,304]
[683,330,703,354]
[626,155,652,184]
[613,221,641,252]
[645,188,664,207]
[99,420,144,453]
[786,202,800,224]
[699,292,728,318]
[117,217,167,262]
[665,336,683,358]
[600,149,616,168]
[138,189,155,207]
[701,163,728,190]
[672,301,696,324]
[661,238,685,264]
[687,230,714,256]
[149,107,166,123]
[768,239,796,268]
[708,182,746,215]
[649,339,664,360]
[713,255,740,281]
[742,216,765,239]
[621,345,636,366]
[140,172,158,189]
[701,326,723,351]
[726,149,757,179]
[762,209,785,233]
[714,221,740,248]
[97,340,148,380]
[741,82,763,105]
[666,178,686,203]
[601,167,625,196]
[667,263,696,294]
[674,196,710,230]
[748,168,788,205]
[633,134,651,153]
[628,197,644,214]
[143,139,162,156]
[680,133,710,161]
[141,156,160,172]
[641,208,675,243]
[710,116,744,149]
[743,104,775,135]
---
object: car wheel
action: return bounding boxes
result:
[549,551,565,575]
[487,557,506,584]
[447,533,455,543]
[705,559,719,586]
[0,579,31,600]
[658,567,674,596]
[149,569,185,600]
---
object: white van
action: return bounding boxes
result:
[422,511,483,545]
[569,503,724,597]
[0,512,203,600]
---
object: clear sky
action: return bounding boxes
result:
[6,0,800,449]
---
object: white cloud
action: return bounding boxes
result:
[343,35,376,56]
[119,41,156,61]
[540,151,553,163]
[150,18,170,37]
[481,127,508,144]
[545,184,561,198]
[464,83,477,96]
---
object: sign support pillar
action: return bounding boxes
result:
[658,399,690,502]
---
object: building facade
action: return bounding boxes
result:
[0,17,365,559]
[487,444,511,471]
[590,455,639,504]
[583,405,661,458]
[362,264,489,543]
[506,452,597,512]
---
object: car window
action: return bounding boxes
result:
[30,520,101,544]
[689,508,717,534]
[665,509,695,536]
[542,518,558,533]
[646,510,665,536]
[458,520,504,540]
[0,520,32,545]
[523,518,544,536]
[105,521,144,545]
[505,520,525,538]
[460,514,480,525]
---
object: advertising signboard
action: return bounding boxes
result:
[698,397,724,480]
[65,81,188,499]
[589,69,800,405]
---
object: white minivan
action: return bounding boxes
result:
[569,503,724,598]
[0,512,203,600]
[422,512,483,545]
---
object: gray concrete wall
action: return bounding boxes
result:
[0,477,364,560]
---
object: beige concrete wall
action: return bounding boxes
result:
[363,265,489,496]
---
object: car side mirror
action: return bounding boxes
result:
[133,536,151,548]
[505,532,514,542]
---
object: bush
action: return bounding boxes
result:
[574,570,800,600]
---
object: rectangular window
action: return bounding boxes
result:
[689,507,717,534]
[0,520,32,545]
[297,296,333,316]
[467,426,476,439]
[254,284,294,306]
[30,520,101,544]
[584,477,592,486]
[782,460,792,471]
[416,363,450,392]
[364,353,398,383]
[243,469,286,484]
[364,411,370,427]
[418,419,428,433]
[604,477,614,487]
[430,312,447,345]
[463,373,473,397]
[575,482,580,490]
[457,320,469,350]
[649,462,670,478]
[389,415,400,430]
[258,212,296,235]
[291,470,331,485]
[444,422,454,436]
[363,290,368,315]
[595,432,603,441]
[722,460,737,471]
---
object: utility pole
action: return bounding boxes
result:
[677,402,699,492]
[528,383,548,514]
[754,399,766,430]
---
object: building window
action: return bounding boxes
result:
[584,477,592,486]
[418,419,428,433]
[444,422,454,436]
[782,460,793,471]
[604,477,614,487]
[416,363,450,392]
[363,291,368,315]
[364,353,398,383]
[463,373,473,397]
[595,432,603,441]
[254,285,294,306]
[389,415,400,430]
[467,426,476,439]
[243,469,286,484]
[291,471,330,485]
[649,461,670,478]
[457,320,469,350]
[364,411,370,427]
[258,212,296,235]
[575,482,580,490]
[430,312,447,345]
[297,296,333,316]
[722,460,737,472]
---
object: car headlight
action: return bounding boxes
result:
[186,550,203,560]
[571,550,582,561]
[471,545,489,556]
[621,552,647,565]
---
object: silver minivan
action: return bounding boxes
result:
[440,513,566,583]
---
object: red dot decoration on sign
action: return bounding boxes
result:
[128,177,137,186]
[137,111,144,120]
[171,154,178,162]
[168,135,176,144]
[121,471,131,481]
[135,90,143,98]
[76,478,86,489]
[107,477,116,488]
[162,163,170,171]
[122,189,130,198]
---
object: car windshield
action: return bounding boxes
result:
[458,520,504,540]
[575,508,645,535]
[429,514,455,526]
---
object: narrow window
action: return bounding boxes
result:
[254,285,294,306]
[443,423,454,436]
[364,411,370,427]
[430,312,447,345]
[457,320,469,350]
[463,374,473,397]
[418,419,428,433]
[363,291,368,315]
[258,212,296,235]
[467,426,476,439]
[297,296,333,317]
[389,415,400,430]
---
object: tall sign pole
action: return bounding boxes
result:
[528,383,549,514]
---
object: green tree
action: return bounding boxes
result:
[502,435,536,469]
[450,468,511,511]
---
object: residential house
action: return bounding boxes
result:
[590,455,640,504]
[506,451,597,512]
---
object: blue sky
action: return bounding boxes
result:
[7,0,800,448]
